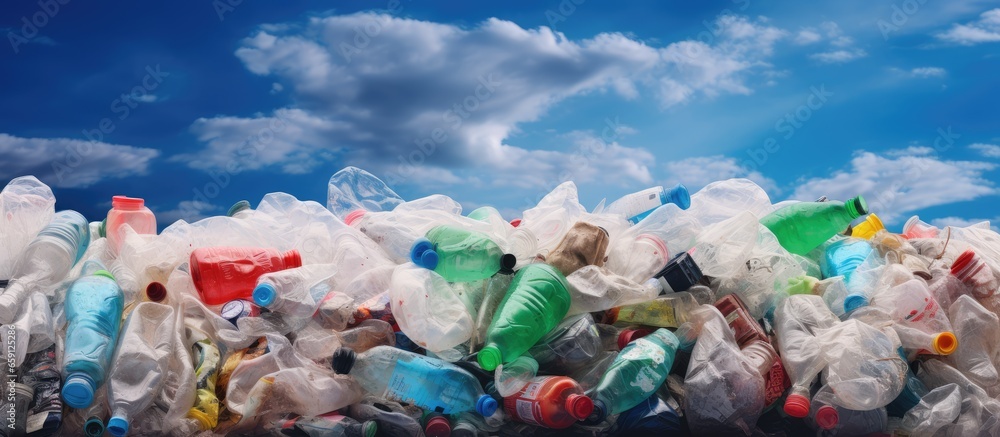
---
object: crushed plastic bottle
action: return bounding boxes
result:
[411,225,516,282]
[190,247,303,305]
[760,195,868,256]
[587,328,679,423]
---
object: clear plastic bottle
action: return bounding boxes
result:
[526,314,603,374]
[760,196,868,256]
[105,196,156,255]
[0,210,90,323]
[0,176,55,282]
[478,263,572,371]
[252,264,337,318]
[773,295,840,418]
[331,346,497,416]
[609,292,700,328]
[503,376,594,429]
[494,355,539,397]
[389,265,475,354]
[872,279,957,356]
[588,329,679,423]
[951,249,999,299]
[411,225,515,282]
[61,265,125,409]
[605,185,691,224]
[345,209,421,264]
[189,247,302,305]
[106,302,175,437]
[947,294,1000,388]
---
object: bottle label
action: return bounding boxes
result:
[615,188,663,222]
[384,357,457,413]
[515,399,540,425]
[509,381,544,425]
[621,338,668,393]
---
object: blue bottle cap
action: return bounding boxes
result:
[410,238,439,269]
[84,417,105,437]
[476,394,498,416]
[844,294,868,313]
[585,399,608,425]
[62,373,96,409]
[665,184,691,210]
[252,283,277,307]
[107,416,129,437]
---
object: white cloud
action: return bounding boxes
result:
[175,13,788,187]
[270,82,283,94]
[936,8,1000,45]
[910,67,947,78]
[0,133,159,188]
[155,200,221,224]
[133,94,158,103]
[662,155,777,193]
[809,49,867,64]
[884,146,935,157]
[793,29,822,45]
[971,143,1000,158]
[930,216,999,232]
[790,150,997,222]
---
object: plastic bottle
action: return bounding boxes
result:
[760,196,868,255]
[850,213,885,240]
[0,176,55,282]
[543,221,610,277]
[61,266,125,409]
[809,385,888,435]
[503,376,593,429]
[332,346,497,416]
[422,411,451,437]
[252,264,337,318]
[189,247,302,305]
[609,292,700,328]
[346,401,421,437]
[19,346,62,436]
[714,294,790,408]
[814,320,908,411]
[389,265,475,354]
[604,234,670,283]
[271,411,377,437]
[873,279,957,356]
[478,263,572,371]
[105,196,156,254]
[822,238,873,281]
[105,302,175,437]
[605,185,691,223]
[951,249,999,299]
[494,355,539,397]
[773,295,840,418]
[947,295,1000,388]
[526,314,604,374]
[587,329,679,423]
[0,210,90,324]
[713,294,768,346]
[410,225,515,282]
[886,364,929,418]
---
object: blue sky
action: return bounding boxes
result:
[2,0,999,229]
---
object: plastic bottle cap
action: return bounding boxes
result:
[933,332,958,355]
[783,393,810,418]
[253,283,277,307]
[843,294,868,313]
[847,196,869,218]
[146,282,167,302]
[425,416,451,437]
[227,200,251,217]
[344,209,367,226]
[84,417,105,437]
[499,254,517,274]
[586,400,608,424]
[361,421,378,437]
[62,373,96,409]
[666,184,691,210]
[107,416,129,437]
[93,270,116,281]
[112,195,145,210]
[509,218,522,227]
[410,238,439,269]
[475,395,498,417]
[221,300,257,325]
[617,329,652,350]
[332,347,357,374]
[477,346,501,371]
[566,394,595,420]
[815,405,839,430]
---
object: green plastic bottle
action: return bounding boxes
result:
[478,264,571,371]
[411,225,516,282]
[760,196,868,256]
[587,328,679,423]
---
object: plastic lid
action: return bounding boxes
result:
[566,394,595,421]
[361,420,378,437]
[654,252,703,292]
[146,282,167,302]
[283,250,303,268]
[783,393,810,418]
[84,417,105,437]
[221,300,254,325]
[933,332,958,355]
[666,184,691,210]
[851,213,885,239]
[107,416,129,437]
[843,294,868,313]
[815,405,839,430]
[112,195,145,210]
[499,254,517,274]
[62,373,97,409]
[344,209,367,226]
[509,218,522,227]
[617,329,652,350]
[227,200,251,217]
[253,283,277,307]
[411,238,439,270]
[332,347,357,374]
[425,415,451,437]
[475,395,498,417]
[847,195,869,218]
[477,346,501,371]
[94,270,116,281]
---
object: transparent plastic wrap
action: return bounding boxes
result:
[564,265,659,316]
[0,176,56,280]
[604,234,670,283]
[869,278,957,356]
[947,295,1000,389]
[236,366,363,430]
[773,295,840,418]
[9,292,54,368]
[292,319,395,367]
[389,264,474,353]
[519,182,587,257]
[900,383,1000,436]
[327,166,405,220]
[815,319,908,410]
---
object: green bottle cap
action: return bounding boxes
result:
[477,346,501,371]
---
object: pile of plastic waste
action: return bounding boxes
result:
[0,166,998,436]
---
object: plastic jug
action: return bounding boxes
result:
[189,247,302,305]
[760,196,868,255]
[62,266,125,409]
[588,329,679,423]
[503,376,594,429]
[478,263,571,371]
[605,185,691,224]
[410,225,515,282]
[106,196,156,254]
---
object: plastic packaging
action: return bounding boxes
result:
[503,376,593,429]
[327,166,404,219]
[772,295,840,418]
[947,294,1000,388]
[604,233,670,284]
[494,355,539,397]
[190,247,303,305]
[61,266,125,409]
[187,338,222,431]
[821,238,873,281]
[850,213,885,240]
[271,411,377,437]
[0,176,55,281]
[609,292,700,328]
[814,319,908,410]
[760,195,868,255]
[605,185,691,223]
[526,314,604,375]
[478,263,571,371]
[389,265,475,354]
[588,329,679,423]
[332,346,497,416]
[19,346,62,436]
[346,399,421,437]
[871,278,957,356]
[411,226,515,282]
[543,221,610,277]
[252,264,337,318]
[951,249,999,299]
[105,195,156,255]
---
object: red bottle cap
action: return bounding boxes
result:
[816,405,839,430]
[566,394,594,421]
[112,195,145,210]
[424,416,451,437]
[145,282,167,302]
[283,250,303,268]
[509,218,522,227]
[783,393,810,418]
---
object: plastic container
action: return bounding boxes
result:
[526,314,603,374]
[773,295,840,418]
[850,213,884,240]
[332,346,497,416]
[822,238,873,281]
[544,221,610,277]
[105,195,156,254]
[654,252,703,293]
[189,247,302,305]
[252,264,337,318]
[760,196,868,255]
[951,249,999,299]
[503,376,593,429]
[605,185,691,223]
[62,267,125,409]
[713,294,768,346]
[604,234,670,283]
[610,292,700,328]
[588,329,679,423]
[410,225,515,282]
[901,215,939,239]
[479,263,571,371]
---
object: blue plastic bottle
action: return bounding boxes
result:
[61,265,125,409]
[822,239,872,281]
[606,185,691,224]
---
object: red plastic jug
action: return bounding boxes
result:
[190,247,302,305]
[503,376,594,429]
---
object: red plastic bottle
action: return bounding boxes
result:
[190,247,302,305]
[504,376,594,429]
